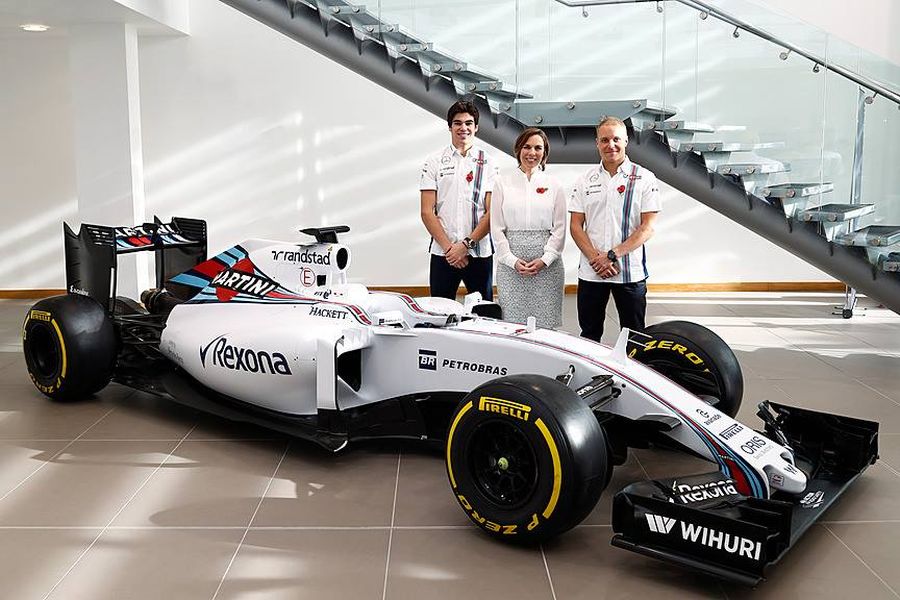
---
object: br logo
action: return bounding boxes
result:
[418,349,437,370]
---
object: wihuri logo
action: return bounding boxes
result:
[199,335,291,375]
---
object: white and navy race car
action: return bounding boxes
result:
[22,218,878,585]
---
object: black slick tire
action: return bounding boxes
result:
[445,374,609,544]
[22,294,117,401]
[628,320,743,417]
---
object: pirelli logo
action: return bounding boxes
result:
[478,397,531,422]
[29,310,52,322]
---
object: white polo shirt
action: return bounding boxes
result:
[568,158,661,284]
[420,143,497,257]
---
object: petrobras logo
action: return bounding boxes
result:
[644,513,763,562]
[418,349,437,371]
[442,358,507,376]
[671,478,738,504]
[199,335,292,376]
[271,248,331,265]
[720,423,744,440]
[211,268,277,297]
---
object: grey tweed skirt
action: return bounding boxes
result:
[496,230,564,328]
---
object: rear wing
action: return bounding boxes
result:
[64,216,207,313]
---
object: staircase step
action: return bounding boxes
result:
[645,121,715,134]
[881,252,900,272]
[834,226,900,247]
[508,99,678,126]
[798,204,876,223]
[349,14,399,41]
[717,162,790,177]
[762,182,834,199]
[680,142,783,153]
[450,74,531,99]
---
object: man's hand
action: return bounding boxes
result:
[589,251,619,279]
[445,241,469,269]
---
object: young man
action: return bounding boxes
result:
[420,100,497,300]
[569,116,661,342]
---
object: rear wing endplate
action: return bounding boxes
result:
[64,216,207,313]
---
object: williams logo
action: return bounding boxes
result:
[199,335,291,375]
[418,349,437,370]
[478,397,531,422]
[645,514,676,534]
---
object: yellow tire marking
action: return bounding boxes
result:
[446,400,473,489]
[50,319,67,378]
[535,418,562,519]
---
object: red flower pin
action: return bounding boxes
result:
[617,184,626,194]
[466,171,474,183]
[536,187,548,194]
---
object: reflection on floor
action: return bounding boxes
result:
[1,293,898,599]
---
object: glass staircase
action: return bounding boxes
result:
[222,0,900,314]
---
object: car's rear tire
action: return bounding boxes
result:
[628,320,743,417]
[22,294,117,401]
[445,374,609,544]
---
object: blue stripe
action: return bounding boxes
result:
[470,150,485,257]
[169,273,210,288]
[620,165,638,283]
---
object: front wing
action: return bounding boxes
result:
[610,402,879,585]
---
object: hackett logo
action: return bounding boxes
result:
[199,335,292,375]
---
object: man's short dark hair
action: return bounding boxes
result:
[447,100,479,128]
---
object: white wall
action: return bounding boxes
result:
[12,0,895,289]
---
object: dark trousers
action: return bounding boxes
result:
[430,254,493,301]
[577,278,647,342]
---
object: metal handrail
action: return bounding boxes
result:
[554,0,900,106]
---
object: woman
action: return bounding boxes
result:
[490,127,566,328]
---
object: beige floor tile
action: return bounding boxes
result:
[0,395,114,440]
[543,526,725,599]
[0,441,177,526]
[217,529,389,600]
[826,523,900,596]
[878,434,900,472]
[47,528,244,600]
[0,529,101,600]
[78,393,198,440]
[0,439,68,499]
[733,347,848,381]
[385,528,553,600]
[771,378,900,434]
[393,447,470,528]
[818,463,900,523]
[720,525,896,599]
[858,378,900,404]
[252,442,398,527]
[111,440,286,527]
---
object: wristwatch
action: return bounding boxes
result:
[607,249,618,262]
[463,237,476,250]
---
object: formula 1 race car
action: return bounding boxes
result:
[22,218,878,585]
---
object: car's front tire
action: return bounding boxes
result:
[445,374,609,543]
[22,294,117,401]
[628,320,743,417]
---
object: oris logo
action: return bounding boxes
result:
[199,335,291,375]
[272,249,331,265]
[740,435,768,456]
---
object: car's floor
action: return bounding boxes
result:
[0,293,899,599]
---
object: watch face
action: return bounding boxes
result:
[607,250,617,261]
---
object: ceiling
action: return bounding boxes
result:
[0,0,188,37]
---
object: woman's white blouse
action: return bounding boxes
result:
[490,167,567,269]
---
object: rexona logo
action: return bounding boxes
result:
[671,479,738,504]
[644,513,763,561]
[211,258,277,302]
[478,396,531,422]
[199,335,291,375]
[271,249,331,265]
[418,349,437,370]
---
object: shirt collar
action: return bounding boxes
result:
[449,143,481,158]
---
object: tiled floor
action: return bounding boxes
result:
[1,293,899,599]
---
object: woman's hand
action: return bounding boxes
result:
[514,259,531,275]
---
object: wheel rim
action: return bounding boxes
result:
[25,323,61,380]
[467,420,538,509]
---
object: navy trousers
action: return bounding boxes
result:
[429,255,493,301]
[577,278,647,342]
